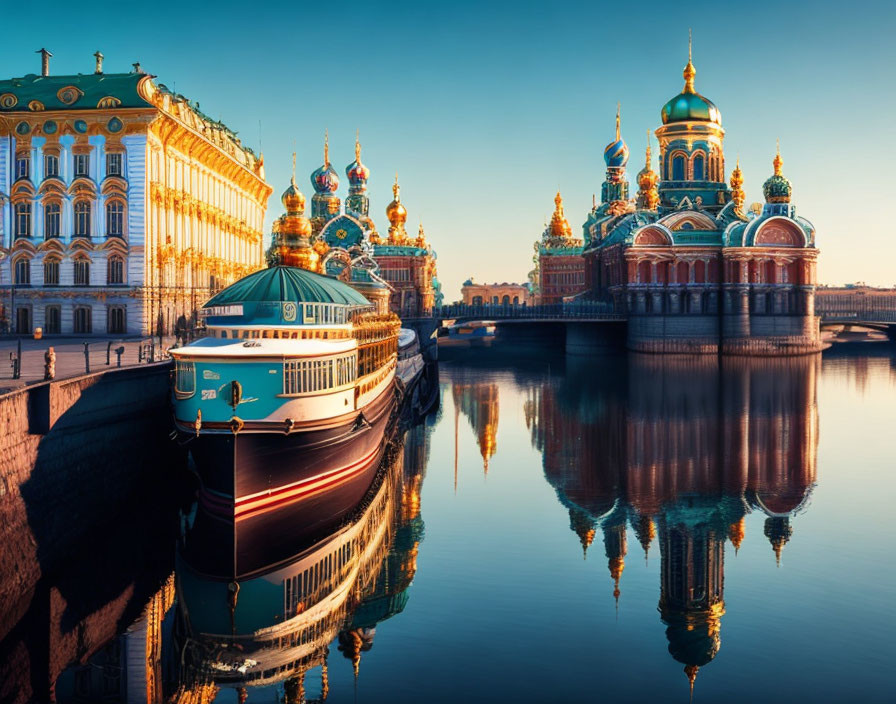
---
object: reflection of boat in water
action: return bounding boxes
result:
[174,415,430,697]
[170,266,401,576]
[439,320,497,348]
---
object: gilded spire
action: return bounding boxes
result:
[773,139,783,176]
[728,516,746,554]
[637,132,660,210]
[615,102,621,142]
[355,129,361,162]
[393,172,400,200]
[683,29,696,93]
[324,129,329,167]
[291,150,297,184]
[729,157,745,214]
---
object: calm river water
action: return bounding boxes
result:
[9,345,896,702]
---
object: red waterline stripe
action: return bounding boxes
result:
[233,445,380,519]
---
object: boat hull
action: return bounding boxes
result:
[183,381,396,577]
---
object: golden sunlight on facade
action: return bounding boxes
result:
[0,51,271,335]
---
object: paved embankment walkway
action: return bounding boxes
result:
[0,336,175,393]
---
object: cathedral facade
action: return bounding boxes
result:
[0,51,270,336]
[582,45,821,355]
[534,192,586,304]
[268,136,440,318]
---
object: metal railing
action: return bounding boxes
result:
[3,336,165,383]
[439,301,622,320]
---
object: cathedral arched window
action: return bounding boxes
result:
[671,155,686,181]
[73,256,90,286]
[44,257,60,285]
[74,200,91,237]
[693,153,705,181]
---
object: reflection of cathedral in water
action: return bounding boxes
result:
[453,379,500,473]
[528,353,819,692]
[55,418,432,703]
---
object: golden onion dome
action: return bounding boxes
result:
[548,191,573,238]
[281,176,306,214]
[386,176,408,226]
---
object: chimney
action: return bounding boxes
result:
[36,48,53,76]
[94,51,104,74]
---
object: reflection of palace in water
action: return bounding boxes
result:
[54,418,432,703]
[527,353,819,692]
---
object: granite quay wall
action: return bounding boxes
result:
[0,362,183,636]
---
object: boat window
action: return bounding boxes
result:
[174,361,195,398]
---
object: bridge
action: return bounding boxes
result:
[438,302,624,323]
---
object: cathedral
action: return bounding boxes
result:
[534,192,586,304]
[581,40,821,355]
[267,134,441,318]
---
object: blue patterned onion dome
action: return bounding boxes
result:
[604,137,629,168]
[311,162,339,194]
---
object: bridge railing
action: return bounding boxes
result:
[439,301,622,320]
[819,310,896,323]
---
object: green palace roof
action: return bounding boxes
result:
[0,73,151,112]
[204,266,370,308]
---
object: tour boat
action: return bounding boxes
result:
[440,319,497,347]
[170,265,400,572]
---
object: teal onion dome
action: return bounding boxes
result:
[661,51,721,125]
[661,92,722,125]
[763,149,792,203]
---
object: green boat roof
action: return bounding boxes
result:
[0,73,151,112]
[204,266,370,308]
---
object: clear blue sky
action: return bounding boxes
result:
[4,0,894,298]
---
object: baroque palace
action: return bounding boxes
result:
[0,50,270,335]
[577,39,821,354]
[268,134,441,319]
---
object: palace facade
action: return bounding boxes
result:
[0,51,271,335]
[460,279,531,306]
[581,44,821,355]
[534,192,586,304]
[268,135,441,318]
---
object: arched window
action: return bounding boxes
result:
[44,258,60,285]
[693,154,705,180]
[44,305,61,334]
[492,296,499,304]
[44,202,61,238]
[106,200,124,237]
[672,155,686,181]
[502,295,510,305]
[472,295,483,305]
[74,200,91,237]
[107,255,124,285]
[14,257,31,285]
[513,296,519,304]
[14,202,32,238]
[15,153,30,180]
[73,258,90,286]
